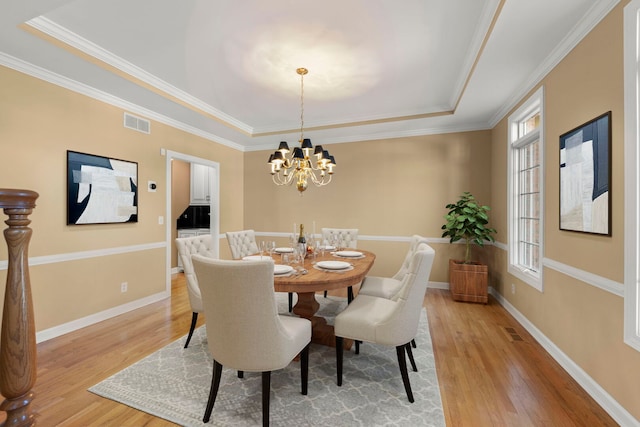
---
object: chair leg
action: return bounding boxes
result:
[238,370,244,378]
[396,346,414,403]
[336,336,344,386]
[184,312,198,349]
[411,338,417,348]
[203,360,223,423]
[300,344,309,395]
[347,286,354,304]
[406,343,417,372]
[262,371,271,427]
[324,290,328,298]
[288,292,293,312]
[355,340,360,355]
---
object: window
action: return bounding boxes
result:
[624,0,640,352]
[508,87,544,291]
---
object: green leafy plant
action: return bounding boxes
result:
[441,192,497,264]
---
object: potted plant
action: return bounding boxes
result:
[441,192,496,303]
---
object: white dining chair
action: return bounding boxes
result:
[192,256,311,426]
[175,234,215,348]
[334,243,435,403]
[358,235,430,299]
[225,229,260,259]
[321,227,358,250]
[226,229,293,312]
[321,227,359,301]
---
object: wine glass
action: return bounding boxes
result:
[282,252,292,266]
[329,235,338,251]
[267,241,276,257]
[259,241,267,258]
[314,239,323,260]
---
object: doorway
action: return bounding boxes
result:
[165,150,220,293]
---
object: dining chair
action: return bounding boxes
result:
[359,235,430,299]
[321,227,358,249]
[226,229,293,312]
[225,229,260,259]
[175,234,215,348]
[321,227,359,300]
[358,235,431,349]
[334,243,435,403]
[191,256,311,426]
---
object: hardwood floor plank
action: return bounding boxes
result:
[7,277,617,426]
[425,289,618,427]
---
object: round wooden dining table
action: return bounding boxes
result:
[273,249,376,347]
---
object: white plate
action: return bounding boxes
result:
[316,260,351,270]
[274,247,294,253]
[335,250,363,258]
[273,264,294,275]
[242,255,271,261]
[320,245,336,251]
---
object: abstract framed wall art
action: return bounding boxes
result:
[67,150,138,225]
[559,112,611,235]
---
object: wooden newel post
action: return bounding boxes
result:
[0,189,39,427]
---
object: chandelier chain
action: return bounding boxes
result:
[300,69,304,141]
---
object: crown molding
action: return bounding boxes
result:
[25,17,254,135]
[0,51,244,152]
[488,0,621,128]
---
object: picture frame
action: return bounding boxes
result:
[559,111,611,235]
[67,150,138,225]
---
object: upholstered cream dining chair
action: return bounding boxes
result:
[334,243,435,403]
[226,229,294,312]
[358,235,430,299]
[175,234,215,348]
[191,256,311,426]
[321,227,358,249]
[321,227,359,301]
[225,229,260,259]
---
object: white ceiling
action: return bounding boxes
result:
[0,0,619,151]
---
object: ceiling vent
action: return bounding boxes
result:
[123,112,150,134]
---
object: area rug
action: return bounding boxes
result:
[89,295,445,426]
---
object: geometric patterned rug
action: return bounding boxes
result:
[89,295,445,426]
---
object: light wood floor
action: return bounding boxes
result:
[13,274,617,426]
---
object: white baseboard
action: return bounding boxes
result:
[36,291,170,343]
[490,289,639,427]
[428,281,449,290]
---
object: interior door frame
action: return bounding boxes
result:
[165,150,220,292]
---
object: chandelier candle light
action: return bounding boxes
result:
[268,68,336,194]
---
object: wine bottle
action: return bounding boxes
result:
[298,224,306,244]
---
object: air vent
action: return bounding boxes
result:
[123,112,150,134]
[505,327,524,342]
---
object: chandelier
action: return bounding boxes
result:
[268,68,336,193]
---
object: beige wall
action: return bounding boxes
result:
[0,65,243,331]
[243,131,493,280]
[489,1,640,420]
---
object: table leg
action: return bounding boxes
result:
[292,292,351,349]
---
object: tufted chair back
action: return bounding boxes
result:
[321,228,358,249]
[176,234,215,312]
[392,235,430,281]
[226,229,260,259]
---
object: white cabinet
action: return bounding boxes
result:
[177,229,210,270]
[190,164,212,205]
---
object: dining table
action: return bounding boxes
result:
[271,249,376,348]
